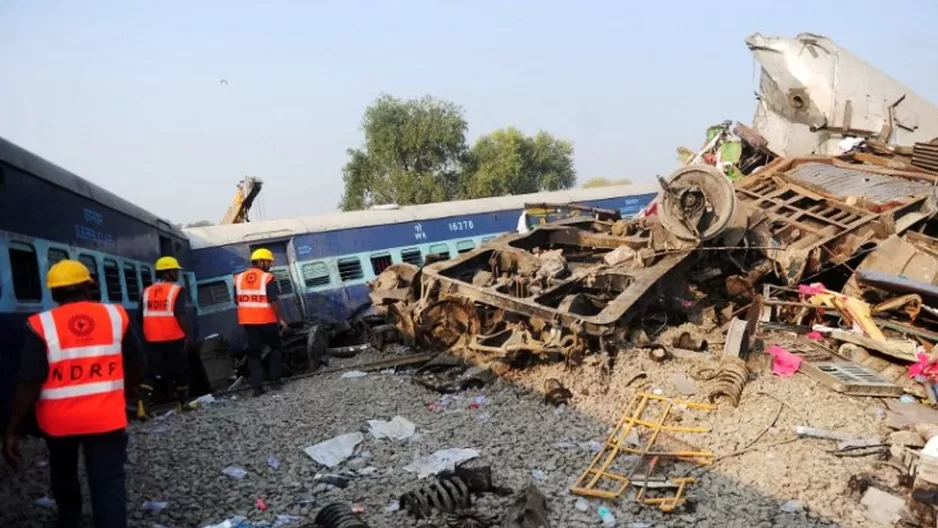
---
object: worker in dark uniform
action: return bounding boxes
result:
[136,256,193,419]
[233,248,287,397]
[3,260,144,528]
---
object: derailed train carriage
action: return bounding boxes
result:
[0,136,202,430]
[182,186,658,385]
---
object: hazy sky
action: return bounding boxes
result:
[2,1,936,224]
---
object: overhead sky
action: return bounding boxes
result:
[1,1,936,224]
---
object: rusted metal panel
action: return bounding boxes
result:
[786,162,934,206]
[843,232,938,298]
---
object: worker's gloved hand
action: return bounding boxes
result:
[3,433,20,469]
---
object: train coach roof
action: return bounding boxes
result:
[0,136,186,238]
[184,183,659,250]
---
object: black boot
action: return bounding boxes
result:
[173,384,194,412]
[136,384,155,421]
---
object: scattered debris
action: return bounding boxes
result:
[503,485,550,528]
[303,432,364,468]
[221,466,248,480]
[403,448,481,479]
[367,416,417,441]
[543,379,573,406]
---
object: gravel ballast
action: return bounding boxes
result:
[0,348,892,527]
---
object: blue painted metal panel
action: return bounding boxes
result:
[0,163,189,265]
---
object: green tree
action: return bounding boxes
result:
[581,177,633,188]
[339,94,468,210]
[462,128,575,198]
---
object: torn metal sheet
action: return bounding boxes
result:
[844,231,938,300]
[747,32,938,158]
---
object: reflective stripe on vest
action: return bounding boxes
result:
[28,302,129,437]
[142,283,185,342]
[234,269,278,325]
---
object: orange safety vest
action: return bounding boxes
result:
[141,282,185,342]
[234,268,278,325]
[26,302,129,437]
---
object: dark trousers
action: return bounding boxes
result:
[45,429,128,528]
[143,338,189,391]
[244,323,283,390]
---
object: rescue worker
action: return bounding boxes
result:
[3,260,144,528]
[136,256,193,419]
[233,248,288,396]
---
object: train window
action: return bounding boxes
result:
[102,259,123,302]
[271,268,294,295]
[123,263,140,302]
[400,247,423,266]
[140,266,153,289]
[302,262,331,288]
[197,280,231,308]
[429,243,450,259]
[456,240,475,254]
[9,242,41,303]
[78,254,102,301]
[337,257,364,282]
[370,253,393,275]
[47,247,70,268]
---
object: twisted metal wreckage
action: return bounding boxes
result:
[368,141,938,375]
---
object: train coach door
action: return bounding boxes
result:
[285,239,308,322]
[249,242,304,326]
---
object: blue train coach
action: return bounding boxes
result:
[0,136,196,426]
[183,185,658,351]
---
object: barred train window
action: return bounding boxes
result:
[302,262,331,287]
[102,259,123,302]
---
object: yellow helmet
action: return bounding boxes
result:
[250,248,274,262]
[47,260,93,289]
[155,256,183,271]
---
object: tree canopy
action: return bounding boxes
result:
[581,177,633,188]
[339,95,576,211]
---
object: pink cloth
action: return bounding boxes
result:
[806,331,823,341]
[765,344,802,377]
[909,352,938,380]
[798,283,827,296]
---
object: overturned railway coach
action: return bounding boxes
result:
[184,186,658,351]
[0,136,197,427]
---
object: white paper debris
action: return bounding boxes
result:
[779,500,805,513]
[303,432,364,468]
[267,455,281,470]
[403,448,480,478]
[202,516,247,528]
[222,466,248,479]
[341,370,368,379]
[367,416,416,441]
[141,500,168,513]
[192,394,217,405]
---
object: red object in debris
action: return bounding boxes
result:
[806,331,823,341]
[703,153,716,164]
[256,498,267,511]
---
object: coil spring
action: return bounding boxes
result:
[706,357,749,407]
[314,502,369,528]
[442,510,498,528]
[400,474,472,519]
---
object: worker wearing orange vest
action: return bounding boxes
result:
[3,260,144,528]
[136,256,193,418]
[233,248,288,396]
